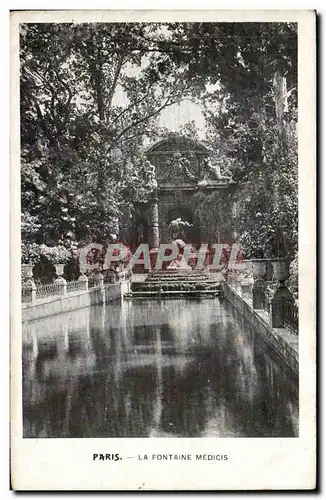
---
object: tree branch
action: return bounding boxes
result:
[110,94,181,149]
[24,63,70,129]
[110,81,156,128]
[119,130,152,144]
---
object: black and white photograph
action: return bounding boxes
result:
[11,9,315,491]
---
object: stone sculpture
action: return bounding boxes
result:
[180,157,198,182]
[201,158,232,181]
[145,160,158,189]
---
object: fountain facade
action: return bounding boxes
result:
[121,135,235,249]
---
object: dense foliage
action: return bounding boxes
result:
[20,23,190,255]
[21,22,298,267]
[161,22,298,258]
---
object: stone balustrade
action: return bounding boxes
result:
[222,281,298,374]
[226,258,298,335]
[21,266,130,305]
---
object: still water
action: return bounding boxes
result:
[22,299,299,438]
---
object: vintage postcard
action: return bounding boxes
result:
[10,10,316,490]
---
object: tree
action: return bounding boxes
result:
[158,22,298,258]
[193,188,234,246]
[20,23,192,249]
[21,22,298,263]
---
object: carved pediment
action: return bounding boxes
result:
[146,136,232,188]
[147,136,209,155]
[147,139,209,184]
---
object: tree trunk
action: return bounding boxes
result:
[273,71,288,138]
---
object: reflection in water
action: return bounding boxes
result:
[23,299,299,438]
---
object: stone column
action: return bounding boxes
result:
[148,194,160,249]
[148,194,160,271]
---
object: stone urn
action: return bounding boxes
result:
[244,260,253,271]
[271,258,290,282]
[21,264,34,280]
[54,263,65,278]
[251,259,267,279]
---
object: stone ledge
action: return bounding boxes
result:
[22,283,129,323]
[22,289,93,308]
[222,282,298,374]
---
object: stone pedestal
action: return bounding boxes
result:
[235,280,242,296]
[23,278,36,303]
[270,284,295,328]
[54,276,67,296]
[95,272,104,288]
[78,273,89,291]
[22,264,36,303]
[95,272,105,302]
[252,259,267,310]
[252,279,266,310]
[241,280,250,296]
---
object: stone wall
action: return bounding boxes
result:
[22,282,130,323]
[222,282,298,375]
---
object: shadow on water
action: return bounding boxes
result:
[22,299,299,438]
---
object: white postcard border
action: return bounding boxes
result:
[10,9,316,491]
